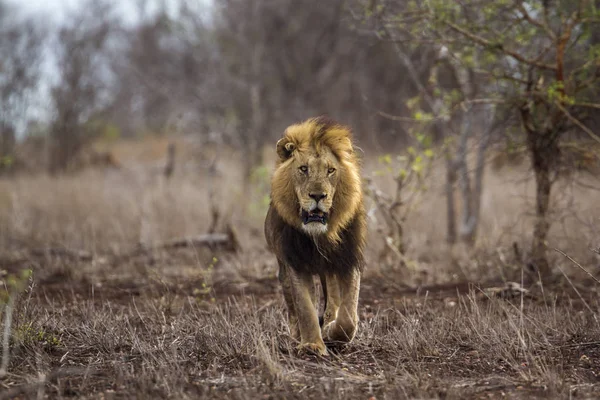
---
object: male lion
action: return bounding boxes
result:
[264,116,366,356]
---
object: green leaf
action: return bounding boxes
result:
[379,154,392,165]
[399,168,408,180]
[411,162,423,174]
[0,156,13,167]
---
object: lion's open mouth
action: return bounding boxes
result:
[301,210,328,225]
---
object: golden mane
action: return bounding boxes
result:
[270,117,363,244]
[275,117,358,166]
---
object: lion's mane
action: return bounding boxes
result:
[264,117,366,277]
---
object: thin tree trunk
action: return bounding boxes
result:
[244,82,265,195]
[465,121,490,243]
[531,149,552,276]
[457,107,473,243]
[243,28,266,195]
[527,128,557,277]
[0,123,16,175]
[459,106,495,244]
[446,155,457,245]
[0,124,15,158]
[163,142,176,180]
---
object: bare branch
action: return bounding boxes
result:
[376,110,422,122]
[574,102,600,110]
[443,20,557,71]
[376,110,446,123]
[514,1,556,40]
[554,101,600,145]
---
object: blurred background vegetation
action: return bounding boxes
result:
[0,0,599,280]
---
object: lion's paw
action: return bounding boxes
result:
[322,321,356,344]
[297,342,328,357]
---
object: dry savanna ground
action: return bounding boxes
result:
[1,136,600,399]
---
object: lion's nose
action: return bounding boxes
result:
[309,192,327,202]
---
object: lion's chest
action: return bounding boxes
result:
[265,204,364,276]
[278,219,362,277]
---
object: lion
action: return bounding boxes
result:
[264,116,366,356]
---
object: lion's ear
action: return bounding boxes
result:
[276,138,296,160]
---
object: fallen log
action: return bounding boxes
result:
[141,224,241,254]
[161,233,229,248]
[1,226,240,269]
[0,248,94,267]
[29,247,94,261]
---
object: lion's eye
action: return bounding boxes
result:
[328,167,336,174]
[299,166,308,173]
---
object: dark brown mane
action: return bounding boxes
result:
[264,205,365,277]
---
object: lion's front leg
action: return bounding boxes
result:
[278,262,300,341]
[285,266,327,356]
[322,268,360,345]
[321,273,341,329]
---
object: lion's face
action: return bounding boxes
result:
[289,146,340,236]
[270,117,362,242]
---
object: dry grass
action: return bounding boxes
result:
[2,277,600,399]
[1,137,600,399]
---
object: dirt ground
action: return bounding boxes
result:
[0,244,599,400]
